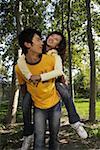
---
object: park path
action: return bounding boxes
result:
[0,116,100,150]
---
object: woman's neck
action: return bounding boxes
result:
[46,45,53,52]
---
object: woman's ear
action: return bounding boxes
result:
[24,42,31,48]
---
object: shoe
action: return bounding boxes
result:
[71,121,88,139]
[21,134,33,150]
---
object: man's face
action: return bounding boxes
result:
[29,34,43,54]
[47,34,62,49]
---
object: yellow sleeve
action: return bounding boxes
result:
[17,54,32,80]
[15,65,26,85]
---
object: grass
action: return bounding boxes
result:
[0,100,8,125]
[0,98,100,126]
[62,98,100,120]
[75,99,100,120]
[0,100,23,126]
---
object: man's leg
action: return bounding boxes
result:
[34,107,46,150]
[21,92,34,150]
[56,82,88,139]
[48,102,61,150]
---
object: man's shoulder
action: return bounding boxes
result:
[15,63,19,69]
[42,54,55,60]
[42,54,55,66]
[15,64,21,73]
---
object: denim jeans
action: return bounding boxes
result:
[56,82,80,124]
[22,92,34,136]
[33,102,61,150]
[22,81,80,137]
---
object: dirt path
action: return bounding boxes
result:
[0,119,100,150]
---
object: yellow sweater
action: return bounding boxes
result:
[17,50,64,81]
[15,54,60,109]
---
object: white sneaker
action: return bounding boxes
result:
[21,134,34,150]
[71,121,88,139]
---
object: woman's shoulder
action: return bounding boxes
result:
[47,49,58,55]
[42,53,55,59]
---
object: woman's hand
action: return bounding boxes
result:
[60,75,69,85]
[30,75,41,84]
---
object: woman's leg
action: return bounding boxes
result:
[21,92,34,150]
[22,92,33,136]
[56,82,80,124]
[55,82,88,139]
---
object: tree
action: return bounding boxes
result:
[86,0,96,122]
[5,0,22,125]
[67,0,73,98]
[0,0,48,125]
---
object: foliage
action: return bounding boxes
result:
[0,0,51,79]
[74,71,90,98]
[0,0,100,82]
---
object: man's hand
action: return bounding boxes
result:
[30,75,41,84]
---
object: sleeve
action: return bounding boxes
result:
[40,54,64,82]
[15,65,26,85]
[17,54,32,80]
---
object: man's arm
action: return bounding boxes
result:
[15,65,27,96]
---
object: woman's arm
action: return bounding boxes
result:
[17,50,65,82]
[40,54,64,81]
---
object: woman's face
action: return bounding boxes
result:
[46,34,62,49]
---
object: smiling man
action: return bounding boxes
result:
[15,28,61,150]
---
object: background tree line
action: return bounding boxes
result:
[0,0,100,125]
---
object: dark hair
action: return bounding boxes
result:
[43,31,66,64]
[18,28,41,55]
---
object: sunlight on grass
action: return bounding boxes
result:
[62,99,100,120]
[0,99,100,125]
[75,100,89,119]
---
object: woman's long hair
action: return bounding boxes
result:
[42,31,67,65]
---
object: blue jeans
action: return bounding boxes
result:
[33,102,61,150]
[56,82,80,124]
[22,92,34,136]
[22,81,80,137]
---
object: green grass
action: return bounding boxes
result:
[62,99,100,120]
[75,99,100,120]
[0,100,8,124]
[0,98,100,126]
[0,100,23,126]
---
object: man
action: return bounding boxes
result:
[15,28,61,150]
[18,31,88,144]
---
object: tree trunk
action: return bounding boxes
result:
[6,0,22,126]
[7,63,18,125]
[11,89,19,124]
[86,0,96,122]
[67,0,73,99]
